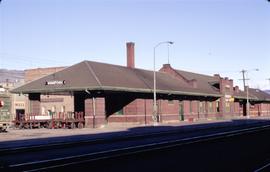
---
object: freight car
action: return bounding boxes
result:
[0,94,12,132]
[13,112,85,129]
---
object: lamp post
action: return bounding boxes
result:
[240,69,259,118]
[153,41,173,125]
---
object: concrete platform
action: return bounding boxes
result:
[0,116,270,150]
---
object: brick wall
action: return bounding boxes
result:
[108,98,153,124]
[107,98,228,124]
[261,103,270,116]
[160,100,179,122]
[84,97,106,128]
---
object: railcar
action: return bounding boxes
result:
[13,112,85,129]
[0,94,12,132]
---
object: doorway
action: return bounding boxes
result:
[16,109,25,121]
[179,101,184,121]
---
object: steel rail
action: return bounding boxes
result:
[254,161,270,172]
[1,120,269,156]
[6,124,270,172]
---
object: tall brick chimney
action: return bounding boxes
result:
[234,86,239,93]
[126,42,135,68]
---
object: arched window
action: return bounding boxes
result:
[41,107,46,115]
[208,102,213,113]
[52,106,56,113]
[61,106,65,113]
[199,101,205,113]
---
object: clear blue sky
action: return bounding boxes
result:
[0,0,269,90]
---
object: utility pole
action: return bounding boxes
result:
[240,70,247,89]
[239,70,250,118]
[267,78,270,115]
[239,69,259,118]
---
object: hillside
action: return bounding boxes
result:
[0,69,25,83]
[265,90,270,94]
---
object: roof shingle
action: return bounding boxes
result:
[12,61,221,97]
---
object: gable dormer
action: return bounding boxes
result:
[160,64,197,88]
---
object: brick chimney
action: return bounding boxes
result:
[126,42,135,68]
[234,86,239,93]
[214,74,220,78]
[162,64,171,69]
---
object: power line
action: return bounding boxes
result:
[0,52,65,64]
[0,52,72,69]
[267,78,270,85]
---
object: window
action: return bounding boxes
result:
[208,102,213,113]
[168,100,174,105]
[116,108,124,115]
[199,102,205,113]
[61,106,65,113]
[51,106,56,116]
[212,83,220,89]
[51,106,56,113]
[216,101,220,112]
[226,102,230,113]
[41,107,46,115]
[190,101,193,113]
[225,86,230,94]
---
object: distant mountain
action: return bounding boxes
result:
[0,69,25,83]
[264,90,270,94]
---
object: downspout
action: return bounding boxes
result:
[93,97,96,128]
[85,89,96,128]
[144,99,147,125]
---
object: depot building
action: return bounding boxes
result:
[12,43,270,128]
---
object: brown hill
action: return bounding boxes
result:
[0,69,25,83]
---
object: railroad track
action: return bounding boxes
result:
[0,119,269,156]
[1,121,270,171]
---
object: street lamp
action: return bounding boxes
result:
[240,68,259,118]
[153,41,174,125]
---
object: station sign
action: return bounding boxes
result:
[14,101,25,109]
[45,80,66,86]
[229,97,235,102]
[225,95,235,102]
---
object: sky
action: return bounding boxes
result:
[0,0,269,90]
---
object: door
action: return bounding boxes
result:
[243,102,247,116]
[16,109,25,121]
[179,101,184,121]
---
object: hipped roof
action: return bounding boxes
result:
[12,61,221,97]
[175,69,220,94]
[176,69,247,100]
[233,89,257,100]
[248,88,270,102]
[174,69,270,101]
[233,88,270,102]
